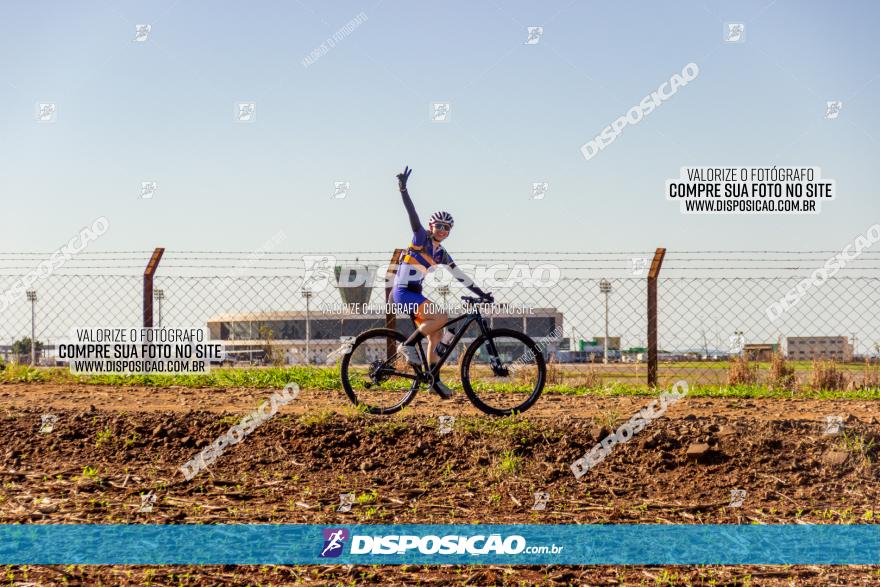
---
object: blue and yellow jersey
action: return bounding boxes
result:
[392,185,485,299]
[393,226,453,292]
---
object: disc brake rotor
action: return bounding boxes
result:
[490,357,510,377]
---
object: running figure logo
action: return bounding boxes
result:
[524,27,543,44]
[320,528,349,558]
[332,181,351,199]
[531,182,548,200]
[431,103,450,122]
[134,24,151,42]
[36,103,57,122]
[302,255,336,292]
[825,101,843,120]
[724,23,745,43]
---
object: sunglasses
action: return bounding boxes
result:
[432,223,452,231]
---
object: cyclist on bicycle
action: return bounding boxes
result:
[391,166,492,398]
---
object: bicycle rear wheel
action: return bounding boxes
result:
[460,328,546,416]
[340,328,421,415]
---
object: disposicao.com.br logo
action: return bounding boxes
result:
[320,528,563,557]
[320,528,349,558]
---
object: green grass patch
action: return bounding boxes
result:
[365,419,409,436]
[495,450,521,477]
[94,428,114,448]
[356,490,378,505]
[0,365,340,389]
[3,365,880,400]
[298,410,335,427]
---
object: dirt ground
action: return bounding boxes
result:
[1,382,878,585]
[3,382,880,422]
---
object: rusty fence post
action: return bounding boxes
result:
[647,247,666,388]
[143,248,165,328]
[385,248,405,356]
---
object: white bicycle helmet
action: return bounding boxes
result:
[429,210,454,227]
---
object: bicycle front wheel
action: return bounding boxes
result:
[460,328,546,416]
[340,328,420,415]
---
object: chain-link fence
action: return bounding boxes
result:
[2,249,879,389]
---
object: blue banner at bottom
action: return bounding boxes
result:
[0,524,877,565]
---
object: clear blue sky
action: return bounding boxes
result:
[1,0,878,254]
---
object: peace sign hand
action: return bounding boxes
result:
[397,166,412,190]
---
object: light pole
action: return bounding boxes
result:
[599,279,611,364]
[26,290,37,365]
[438,284,450,308]
[301,287,312,365]
[154,289,164,328]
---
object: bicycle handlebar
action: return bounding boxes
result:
[461,295,493,305]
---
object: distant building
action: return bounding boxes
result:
[743,343,778,362]
[208,261,564,364]
[588,337,620,350]
[786,336,852,362]
[556,349,621,363]
[0,343,57,365]
[658,352,700,362]
[621,347,646,363]
[207,308,563,365]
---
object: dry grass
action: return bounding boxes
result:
[511,355,564,386]
[727,355,758,386]
[863,357,880,389]
[592,408,621,429]
[809,359,849,391]
[512,364,535,386]
[545,355,564,385]
[572,365,602,388]
[768,351,796,391]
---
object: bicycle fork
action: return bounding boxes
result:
[475,317,509,377]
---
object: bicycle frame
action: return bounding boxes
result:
[408,303,503,380]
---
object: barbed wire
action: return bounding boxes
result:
[9,249,878,256]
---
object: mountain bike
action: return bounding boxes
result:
[340,296,546,416]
